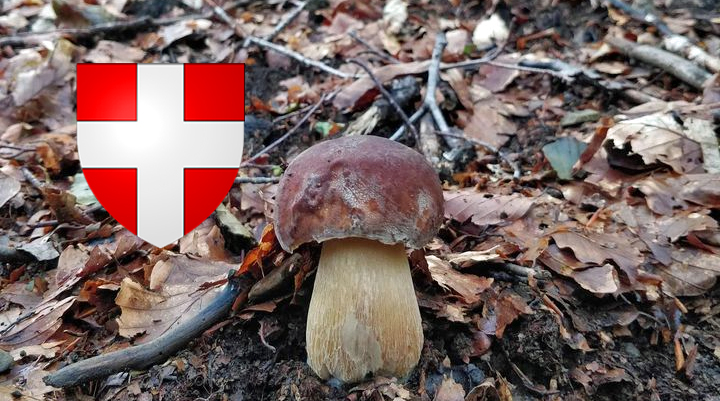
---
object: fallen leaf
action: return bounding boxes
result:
[456,101,515,149]
[83,40,145,63]
[494,290,532,338]
[115,255,233,342]
[444,190,535,226]
[605,113,704,174]
[0,296,75,349]
[658,248,720,296]
[551,230,644,283]
[542,137,588,180]
[433,376,465,401]
[426,256,493,304]
[0,172,21,209]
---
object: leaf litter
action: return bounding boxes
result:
[0,0,719,400]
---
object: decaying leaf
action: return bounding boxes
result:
[0,296,75,349]
[551,230,644,283]
[433,375,466,401]
[605,113,704,174]
[658,248,720,296]
[494,290,532,338]
[115,255,233,342]
[426,256,493,304]
[0,172,21,209]
[445,190,535,226]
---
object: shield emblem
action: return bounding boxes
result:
[76,63,245,248]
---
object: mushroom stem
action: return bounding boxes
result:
[306,237,423,383]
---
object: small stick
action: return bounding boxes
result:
[202,0,356,79]
[349,31,400,64]
[606,36,711,89]
[240,94,327,167]
[265,1,307,42]
[389,106,426,141]
[424,32,450,135]
[244,36,357,79]
[21,167,43,190]
[348,59,418,140]
[234,176,280,185]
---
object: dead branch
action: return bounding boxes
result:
[606,0,720,73]
[44,272,250,388]
[424,32,451,136]
[244,36,358,79]
[606,36,711,89]
[240,94,327,167]
[265,1,307,42]
[348,59,418,140]
[203,0,356,79]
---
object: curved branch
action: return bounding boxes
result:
[44,274,248,388]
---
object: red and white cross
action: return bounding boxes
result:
[77,63,245,247]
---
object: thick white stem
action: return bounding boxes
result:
[305,238,423,383]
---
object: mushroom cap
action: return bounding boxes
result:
[274,135,444,252]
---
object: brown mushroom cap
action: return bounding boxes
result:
[275,135,444,252]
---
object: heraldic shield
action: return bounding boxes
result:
[76,63,245,248]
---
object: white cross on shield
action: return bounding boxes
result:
[76,63,245,248]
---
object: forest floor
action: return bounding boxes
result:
[1,0,720,400]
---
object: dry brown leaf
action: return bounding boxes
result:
[115,254,233,342]
[456,100,515,149]
[332,60,430,110]
[433,375,466,401]
[426,256,493,304]
[444,190,535,226]
[83,40,146,63]
[0,172,21,209]
[494,290,532,338]
[0,296,74,349]
[571,265,619,294]
[445,249,502,265]
[606,113,704,174]
[551,230,644,283]
[658,248,720,296]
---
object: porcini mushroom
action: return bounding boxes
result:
[274,135,444,383]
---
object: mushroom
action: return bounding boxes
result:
[274,135,444,383]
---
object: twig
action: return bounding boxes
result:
[425,32,450,135]
[202,0,356,78]
[21,167,44,190]
[499,262,551,280]
[258,320,277,353]
[349,31,400,64]
[389,107,426,141]
[240,94,327,167]
[434,131,522,179]
[606,36,711,89]
[245,36,358,79]
[348,59,418,140]
[44,273,250,388]
[606,0,673,36]
[234,176,280,185]
[606,0,720,73]
[265,1,307,42]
